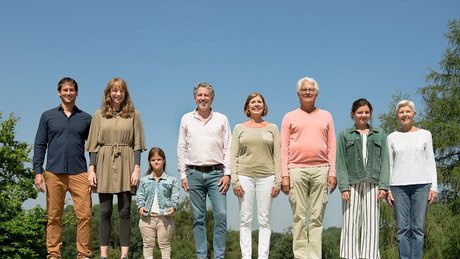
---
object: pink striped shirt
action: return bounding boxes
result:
[280,108,336,177]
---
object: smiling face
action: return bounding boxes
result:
[244,93,268,118]
[297,81,318,105]
[397,105,416,127]
[58,83,78,105]
[149,153,165,173]
[110,86,126,109]
[247,95,265,117]
[194,86,213,112]
[352,105,371,128]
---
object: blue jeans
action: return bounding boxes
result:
[187,169,227,259]
[391,184,431,259]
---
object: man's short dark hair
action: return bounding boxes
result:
[57,77,78,92]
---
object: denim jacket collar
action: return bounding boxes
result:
[348,124,381,136]
[146,171,168,181]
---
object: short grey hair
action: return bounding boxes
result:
[193,82,215,99]
[296,77,320,93]
[396,100,416,113]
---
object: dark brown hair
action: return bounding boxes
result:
[351,98,373,119]
[57,77,78,92]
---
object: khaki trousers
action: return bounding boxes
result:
[45,172,92,259]
[139,214,174,259]
[289,166,329,259]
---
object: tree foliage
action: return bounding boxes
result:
[378,19,460,258]
[0,112,47,258]
[418,19,460,212]
[322,227,340,258]
[379,203,399,258]
[0,113,37,217]
[269,229,294,259]
[378,91,412,134]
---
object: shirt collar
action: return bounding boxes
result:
[193,108,213,117]
[348,125,380,135]
[192,109,214,123]
[57,104,81,113]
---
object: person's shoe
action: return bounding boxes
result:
[100,257,107,259]
[121,256,128,259]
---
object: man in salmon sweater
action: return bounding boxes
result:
[280,77,337,259]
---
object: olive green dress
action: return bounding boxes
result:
[86,109,146,194]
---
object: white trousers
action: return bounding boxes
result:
[238,175,274,259]
[340,182,380,259]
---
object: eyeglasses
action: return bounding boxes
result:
[298,88,317,93]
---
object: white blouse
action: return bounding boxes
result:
[387,129,438,192]
[362,133,368,166]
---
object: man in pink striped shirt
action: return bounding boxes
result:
[280,77,337,259]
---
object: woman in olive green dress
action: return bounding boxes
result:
[87,78,146,259]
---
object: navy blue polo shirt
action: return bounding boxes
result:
[33,105,92,174]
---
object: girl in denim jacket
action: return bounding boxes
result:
[336,99,390,259]
[137,147,179,259]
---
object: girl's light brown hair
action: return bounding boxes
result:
[101,78,136,118]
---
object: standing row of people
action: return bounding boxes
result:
[178,78,336,259]
[33,76,437,259]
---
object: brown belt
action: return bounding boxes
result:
[187,164,224,172]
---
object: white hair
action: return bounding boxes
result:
[296,77,320,93]
[396,100,416,113]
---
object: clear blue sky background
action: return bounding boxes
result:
[1,1,458,233]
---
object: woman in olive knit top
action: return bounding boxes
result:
[231,92,281,259]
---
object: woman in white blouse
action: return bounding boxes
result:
[386,100,437,259]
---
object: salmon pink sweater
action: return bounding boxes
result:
[280,108,336,177]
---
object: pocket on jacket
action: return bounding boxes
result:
[370,140,382,178]
[162,183,172,196]
[372,140,382,156]
[345,140,356,156]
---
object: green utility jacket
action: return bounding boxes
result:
[336,126,390,193]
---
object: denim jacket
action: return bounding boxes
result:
[336,126,390,192]
[136,171,180,216]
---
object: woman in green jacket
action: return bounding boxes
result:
[336,98,390,259]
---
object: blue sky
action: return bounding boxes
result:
[1,1,458,232]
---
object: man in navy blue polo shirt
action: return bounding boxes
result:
[33,77,92,259]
